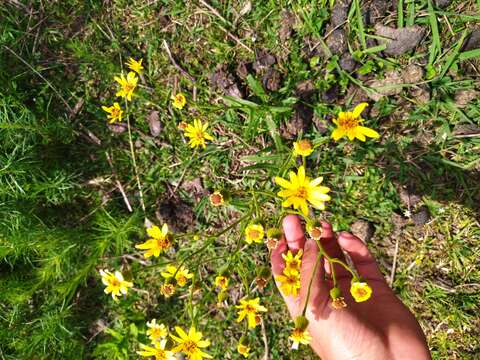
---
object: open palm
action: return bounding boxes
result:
[271,215,431,360]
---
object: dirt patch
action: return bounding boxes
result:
[366,70,403,101]
[279,10,296,42]
[350,220,375,242]
[210,65,243,98]
[156,196,195,232]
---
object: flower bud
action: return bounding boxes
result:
[294,315,309,331]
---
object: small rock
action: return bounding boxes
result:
[279,10,296,42]
[410,86,431,104]
[339,52,357,72]
[412,206,430,225]
[367,70,403,101]
[402,64,424,83]
[252,49,276,73]
[398,186,422,207]
[375,24,425,56]
[331,0,350,26]
[454,89,479,107]
[434,0,452,7]
[210,65,243,98]
[325,27,348,55]
[313,115,329,134]
[295,79,316,99]
[235,61,251,80]
[262,68,282,91]
[462,29,480,51]
[321,84,340,104]
[280,103,312,139]
[147,110,162,137]
[107,122,127,134]
[350,220,375,242]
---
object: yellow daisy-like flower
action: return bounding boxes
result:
[101,102,123,123]
[137,339,175,360]
[209,191,224,206]
[171,326,212,360]
[289,328,312,350]
[126,58,144,74]
[236,298,267,329]
[275,166,331,216]
[147,319,168,342]
[331,103,380,142]
[237,343,250,358]
[214,275,229,290]
[135,224,171,258]
[161,265,193,287]
[350,281,373,302]
[275,272,301,297]
[282,249,303,275]
[293,139,314,157]
[244,223,264,244]
[160,283,176,298]
[114,71,138,101]
[99,269,133,300]
[172,93,187,110]
[183,119,214,149]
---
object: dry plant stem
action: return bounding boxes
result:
[125,101,146,213]
[105,151,133,212]
[162,39,196,83]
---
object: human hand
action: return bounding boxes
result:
[271,215,431,360]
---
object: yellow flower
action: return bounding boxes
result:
[183,119,214,149]
[331,103,380,142]
[126,58,144,74]
[282,250,303,275]
[161,265,193,287]
[172,93,187,110]
[160,283,176,298]
[137,339,175,360]
[289,328,312,350]
[147,319,168,342]
[236,298,267,329]
[275,166,331,216]
[209,191,224,206]
[114,71,138,101]
[293,139,314,157]
[135,224,171,258]
[101,102,123,123]
[214,275,229,290]
[275,272,301,297]
[171,326,212,360]
[99,269,133,300]
[350,281,373,302]
[237,343,250,358]
[244,223,264,244]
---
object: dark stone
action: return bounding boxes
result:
[412,206,431,225]
[339,52,357,72]
[325,27,348,55]
[262,68,282,91]
[210,65,243,98]
[321,84,340,104]
[331,0,350,26]
[375,24,425,56]
[252,49,276,73]
[280,103,312,139]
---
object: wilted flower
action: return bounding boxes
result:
[209,191,224,206]
[160,282,176,298]
[331,103,380,142]
[102,102,123,123]
[275,166,331,216]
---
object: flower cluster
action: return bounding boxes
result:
[96,55,381,358]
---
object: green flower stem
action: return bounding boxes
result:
[302,253,322,316]
[124,100,146,213]
[330,258,358,280]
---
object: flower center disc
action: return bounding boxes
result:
[184,340,197,354]
[296,186,307,198]
[339,114,359,130]
[248,230,259,239]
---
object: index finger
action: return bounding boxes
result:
[282,215,305,253]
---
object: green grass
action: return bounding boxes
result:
[1,0,479,359]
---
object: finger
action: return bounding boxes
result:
[300,239,325,303]
[271,237,288,276]
[282,215,305,253]
[337,232,384,281]
[318,222,350,278]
